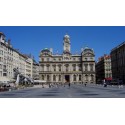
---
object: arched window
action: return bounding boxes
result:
[42,75,44,80]
[47,64,50,71]
[59,75,61,81]
[79,75,81,81]
[53,65,56,71]
[84,64,88,71]
[73,75,76,81]
[53,75,56,81]
[65,64,69,71]
[58,65,61,71]
[47,75,50,81]
[73,64,76,71]
[78,64,82,71]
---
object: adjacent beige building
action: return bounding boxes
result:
[96,54,112,82]
[39,34,96,84]
[0,32,39,81]
[33,60,39,80]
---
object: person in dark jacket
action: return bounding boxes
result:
[68,82,70,88]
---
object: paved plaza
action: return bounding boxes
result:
[0,84,125,98]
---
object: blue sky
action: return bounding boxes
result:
[0,26,125,62]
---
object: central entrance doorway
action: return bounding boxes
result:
[65,75,70,83]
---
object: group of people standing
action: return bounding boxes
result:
[103,79,124,88]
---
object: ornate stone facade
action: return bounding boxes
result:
[96,54,112,82]
[0,32,39,80]
[39,34,96,84]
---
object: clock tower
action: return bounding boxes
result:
[63,34,71,54]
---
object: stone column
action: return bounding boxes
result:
[69,64,72,72]
[88,63,90,71]
[70,74,71,83]
[50,74,53,83]
[93,63,95,72]
[76,64,78,71]
[56,75,58,82]
[44,65,46,71]
[76,74,78,83]
[56,64,58,72]
[62,74,65,84]
[82,74,84,83]
[88,75,90,83]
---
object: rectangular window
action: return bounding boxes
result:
[59,75,61,81]
[85,64,88,71]
[79,64,82,71]
[79,75,81,81]
[53,66,56,71]
[59,66,61,71]
[90,64,93,71]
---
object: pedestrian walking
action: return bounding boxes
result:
[118,79,123,88]
[103,79,107,87]
[49,83,51,88]
[68,82,70,88]
[84,83,87,87]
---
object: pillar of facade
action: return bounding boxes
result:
[82,74,84,83]
[56,64,58,72]
[50,74,53,83]
[76,74,78,82]
[69,64,72,72]
[56,75,58,82]
[62,74,65,84]
[50,64,52,72]
[93,63,95,71]
[88,63,90,71]
[76,64,78,71]
[44,74,46,82]
[44,65,46,71]
[70,74,72,83]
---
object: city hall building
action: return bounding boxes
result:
[39,34,96,84]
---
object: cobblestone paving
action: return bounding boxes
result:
[0,84,125,98]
